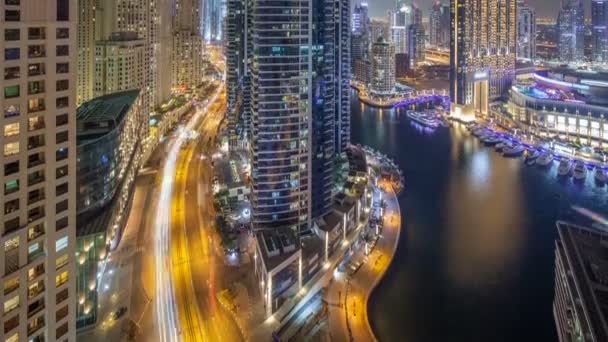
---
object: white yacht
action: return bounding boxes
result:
[557,159,573,177]
[572,161,587,182]
[535,152,554,167]
[503,144,525,157]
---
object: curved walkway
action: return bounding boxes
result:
[326,184,402,341]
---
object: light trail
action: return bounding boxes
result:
[154,84,223,342]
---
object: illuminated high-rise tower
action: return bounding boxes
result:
[450,0,516,119]
[172,0,204,90]
[557,0,585,63]
[249,0,350,234]
[592,0,608,63]
[1,0,78,340]
[516,0,536,61]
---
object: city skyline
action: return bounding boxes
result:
[364,0,593,19]
[3,0,608,341]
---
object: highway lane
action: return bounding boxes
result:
[182,92,243,342]
[153,84,224,342]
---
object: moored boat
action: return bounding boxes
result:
[557,159,573,177]
[407,111,440,128]
[572,161,587,182]
[495,141,512,152]
[503,144,525,157]
[535,152,554,167]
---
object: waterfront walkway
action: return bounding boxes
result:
[326,183,402,342]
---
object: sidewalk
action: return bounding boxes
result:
[325,185,402,342]
[76,175,155,341]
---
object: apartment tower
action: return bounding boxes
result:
[450,0,516,119]
[1,0,77,341]
[249,0,350,234]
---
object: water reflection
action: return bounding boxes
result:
[445,125,525,288]
[353,95,607,342]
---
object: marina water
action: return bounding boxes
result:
[351,95,608,341]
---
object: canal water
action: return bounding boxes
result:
[352,97,608,342]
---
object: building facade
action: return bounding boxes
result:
[371,37,395,94]
[77,0,172,110]
[592,0,608,63]
[249,0,350,237]
[557,0,585,63]
[490,69,608,148]
[172,0,204,91]
[0,0,78,340]
[75,90,145,328]
[516,0,537,61]
[450,0,516,120]
[352,2,368,36]
[553,222,608,342]
[203,0,225,42]
[93,33,147,105]
[226,0,253,145]
[429,1,450,50]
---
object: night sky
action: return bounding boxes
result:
[366,0,592,20]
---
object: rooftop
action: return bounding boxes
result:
[316,211,342,233]
[557,221,608,342]
[77,89,140,143]
[256,228,300,272]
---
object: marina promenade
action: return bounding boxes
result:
[326,183,402,341]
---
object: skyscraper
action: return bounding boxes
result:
[390,4,410,54]
[371,37,396,93]
[249,0,350,234]
[592,0,608,63]
[352,2,369,35]
[450,0,516,119]
[225,0,251,146]
[557,0,585,63]
[77,0,173,109]
[335,0,351,154]
[516,0,537,61]
[1,0,77,340]
[407,3,424,68]
[203,0,225,41]
[172,0,204,90]
[430,1,450,49]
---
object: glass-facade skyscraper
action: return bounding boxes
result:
[248,0,350,234]
[592,0,608,63]
[557,0,585,63]
[450,0,516,119]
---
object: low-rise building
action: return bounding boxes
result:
[75,90,145,328]
[254,145,371,317]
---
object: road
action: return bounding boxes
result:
[149,79,243,342]
[325,183,402,342]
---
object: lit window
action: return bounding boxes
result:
[4,141,19,156]
[55,271,68,287]
[3,295,19,314]
[4,104,19,118]
[3,122,19,137]
[55,236,68,252]
[55,254,68,269]
[4,236,19,252]
[27,241,40,255]
[3,277,19,295]
[5,333,17,342]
